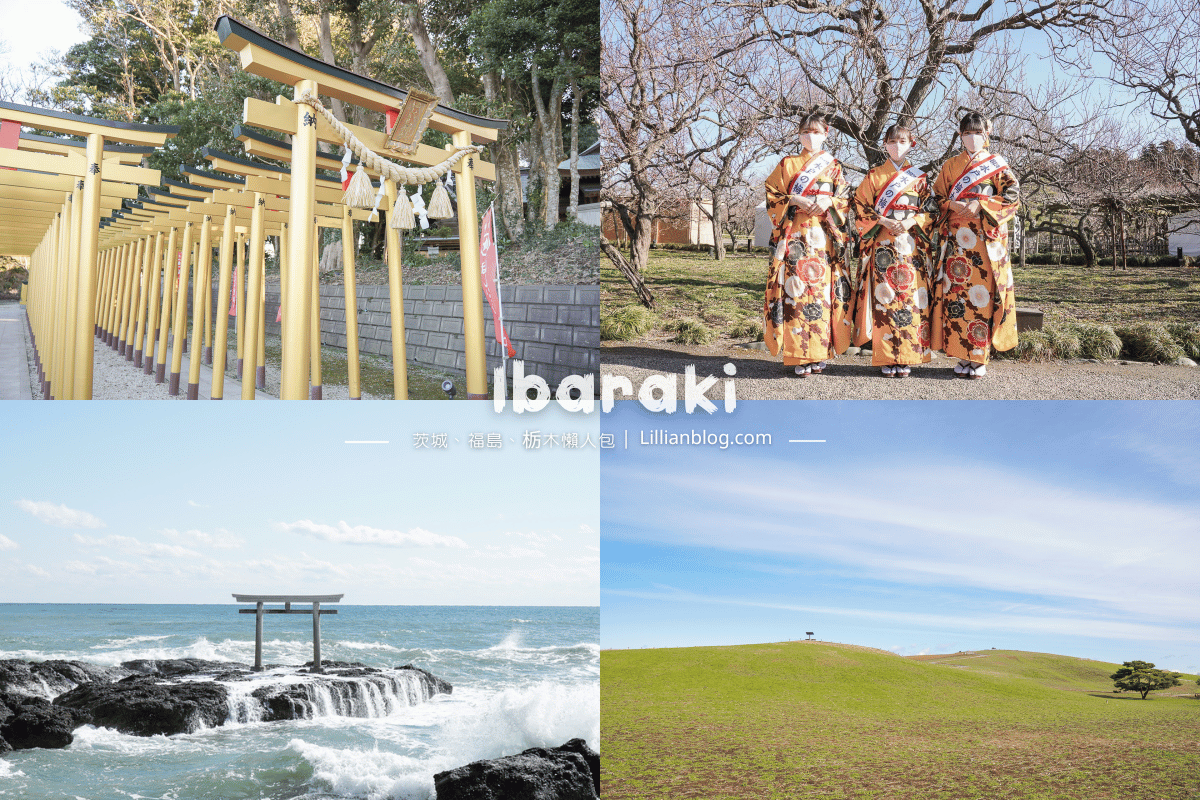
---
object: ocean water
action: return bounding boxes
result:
[0,604,598,800]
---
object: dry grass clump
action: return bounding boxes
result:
[663,317,712,345]
[601,305,656,341]
[1114,322,1185,363]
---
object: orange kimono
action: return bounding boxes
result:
[763,151,852,365]
[851,161,934,366]
[930,151,1020,363]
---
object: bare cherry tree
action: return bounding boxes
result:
[728,0,1112,171]
[601,0,717,307]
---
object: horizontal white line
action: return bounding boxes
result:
[345,440,389,444]
[788,439,827,443]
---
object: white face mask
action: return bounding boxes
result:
[962,134,985,154]
[885,141,911,162]
[800,133,826,152]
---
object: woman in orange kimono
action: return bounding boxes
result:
[851,124,933,378]
[763,111,853,377]
[931,112,1020,379]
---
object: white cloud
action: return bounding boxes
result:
[604,461,1200,623]
[14,499,105,529]
[580,524,595,534]
[24,564,50,579]
[603,587,1200,644]
[274,519,467,549]
[162,528,243,549]
[72,534,201,560]
[187,500,207,508]
[507,531,562,544]
[0,534,18,550]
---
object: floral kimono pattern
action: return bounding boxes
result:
[851,162,934,366]
[930,151,1020,363]
[763,152,852,365]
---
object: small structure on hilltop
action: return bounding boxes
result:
[233,593,343,673]
[805,632,815,640]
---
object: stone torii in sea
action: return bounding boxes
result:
[233,594,343,673]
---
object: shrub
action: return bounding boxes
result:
[1166,322,1200,359]
[728,319,764,341]
[601,305,656,341]
[1044,325,1082,360]
[1114,322,1185,363]
[1007,329,1053,362]
[663,317,713,345]
[1066,322,1122,360]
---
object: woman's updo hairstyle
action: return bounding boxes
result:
[959,111,988,133]
[797,108,830,133]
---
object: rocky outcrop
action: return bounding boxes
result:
[0,659,127,699]
[397,664,453,696]
[246,663,453,722]
[121,658,246,679]
[0,658,453,747]
[0,691,84,750]
[53,676,230,736]
[434,739,600,800]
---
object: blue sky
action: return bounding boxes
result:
[1,403,598,606]
[602,401,1200,674]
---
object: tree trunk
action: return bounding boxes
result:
[530,61,565,229]
[568,77,582,221]
[482,71,524,241]
[711,195,727,261]
[601,239,654,308]
[275,0,302,50]
[317,11,349,124]
[1019,215,1027,270]
[1118,207,1128,269]
[404,3,455,104]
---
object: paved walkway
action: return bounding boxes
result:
[0,302,32,400]
[1,301,275,400]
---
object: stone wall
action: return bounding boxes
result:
[225,283,599,384]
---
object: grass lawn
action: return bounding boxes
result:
[601,249,1200,346]
[602,642,1200,800]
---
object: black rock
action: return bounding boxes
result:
[247,666,454,722]
[53,676,229,736]
[0,659,125,698]
[434,740,600,800]
[553,739,600,796]
[0,691,81,750]
[397,664,453,695]
[120,658,247,679]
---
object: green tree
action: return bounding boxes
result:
[1111,661,1182,699]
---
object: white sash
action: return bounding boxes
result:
[874,165,924,218]
[787,151,835,197]
[949,154,1008,201]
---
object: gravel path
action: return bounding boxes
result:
[20,318,384,401]
[601,343,1200,400]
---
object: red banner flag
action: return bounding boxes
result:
[479,204,515,358]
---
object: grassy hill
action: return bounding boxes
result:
[602,641,1200,799]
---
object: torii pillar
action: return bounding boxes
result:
[233,593,343,672]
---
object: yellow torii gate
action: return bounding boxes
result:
[216,15,507,399]
[0,102,177,399]
[191,145,376,399]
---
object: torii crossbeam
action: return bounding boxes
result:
[233,593,344,673]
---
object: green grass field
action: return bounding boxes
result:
[601,250,1200,348]
[602,641,1200,799]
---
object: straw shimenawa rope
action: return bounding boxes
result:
[297,90,480,228]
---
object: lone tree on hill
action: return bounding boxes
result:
[1111,661,1182,699]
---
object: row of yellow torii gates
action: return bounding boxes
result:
[8,16,506,400]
